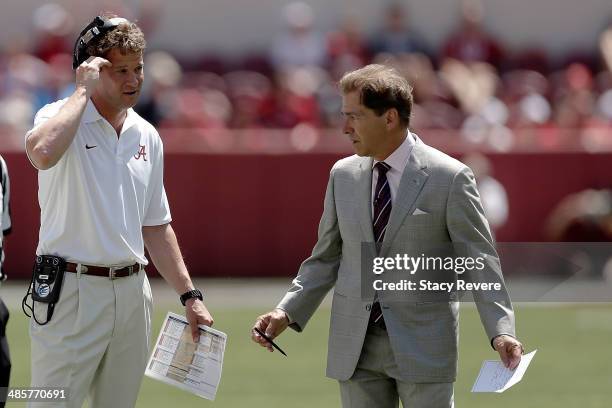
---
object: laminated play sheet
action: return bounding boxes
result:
[145,312,226,400]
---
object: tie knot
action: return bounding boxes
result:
[375,162,391,175]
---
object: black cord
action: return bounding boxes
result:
[21,270,51,326]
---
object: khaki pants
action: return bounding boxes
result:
[29,270,153,408]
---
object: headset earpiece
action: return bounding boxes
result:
[72,16,127,69]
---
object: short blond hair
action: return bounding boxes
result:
[339,64,413,127]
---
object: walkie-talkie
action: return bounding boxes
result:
[22,255,67,325]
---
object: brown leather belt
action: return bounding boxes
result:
[66,262,141,279]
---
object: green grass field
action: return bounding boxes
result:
[6,304,612,407]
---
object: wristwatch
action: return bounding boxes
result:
[180,289,203,306]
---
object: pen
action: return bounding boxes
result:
[254,327,288,357]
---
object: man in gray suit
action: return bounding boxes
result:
[251,64,523,408]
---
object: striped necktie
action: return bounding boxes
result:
[373,162,392,243]
[370,161,391,328]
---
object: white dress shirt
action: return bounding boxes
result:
[371,132,415,215]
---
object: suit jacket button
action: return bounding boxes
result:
[366,304,371,311]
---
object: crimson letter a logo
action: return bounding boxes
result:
[134,145,148,161]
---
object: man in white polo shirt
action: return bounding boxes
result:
[24,15,213,407]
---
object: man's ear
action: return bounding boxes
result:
[385,108,399,129]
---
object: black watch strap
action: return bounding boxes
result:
[180,289,203,306]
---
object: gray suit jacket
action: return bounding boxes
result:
[277,135,515,382]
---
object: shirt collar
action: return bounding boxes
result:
[122,108,139,132]
[373,131,415,172]
[82,99,139,133]
[82,99,103,123]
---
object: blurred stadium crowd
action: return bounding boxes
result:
[1,1,612,145]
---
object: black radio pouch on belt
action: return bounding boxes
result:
[22,255,67,325]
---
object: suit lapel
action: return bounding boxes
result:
[380,139,430,257]
[357,157,375,243]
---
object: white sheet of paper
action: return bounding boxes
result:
[471,350,537,393]
[145,312,227,400]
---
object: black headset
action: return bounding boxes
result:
[72,16,126,70]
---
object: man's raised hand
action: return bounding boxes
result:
[76,56,111,96]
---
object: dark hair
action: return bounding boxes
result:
[339,64,413,127]
[86,13,146,58]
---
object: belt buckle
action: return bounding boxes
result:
[109,266,118,280]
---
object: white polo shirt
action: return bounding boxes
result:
[26,98,172,266]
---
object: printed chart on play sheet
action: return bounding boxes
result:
[145,312,227,400]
